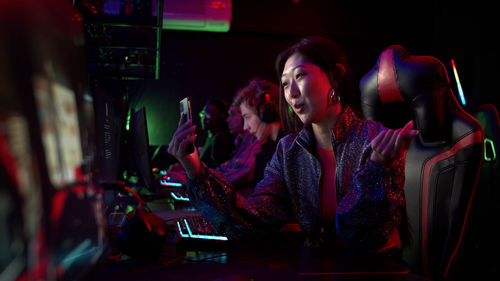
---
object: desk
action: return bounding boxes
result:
[94,232,432,281]
[95,189,433,281]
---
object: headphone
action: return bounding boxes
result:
[256,80,279,123]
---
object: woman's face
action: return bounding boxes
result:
[281,53,333,125]
[240,102,266,141]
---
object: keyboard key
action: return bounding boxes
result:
[174,215,228,241]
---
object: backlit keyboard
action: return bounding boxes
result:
[175,215,228,241]
[159,179,184,187]
[170,190,189,202]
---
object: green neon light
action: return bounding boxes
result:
[163,20,230,32]
[125,110,132,131]
[484,138,496,162]
[124,205,135,214]
[155,0,163,80]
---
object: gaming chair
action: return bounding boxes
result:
[359,45,484,279]
[460,104,500,277]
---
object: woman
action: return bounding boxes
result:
[168,36,417,253]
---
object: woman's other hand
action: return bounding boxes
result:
[370,120,419,166]
[167,113,201,178]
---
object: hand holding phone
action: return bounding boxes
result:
[179,97,195,154]
[168,97,201,178]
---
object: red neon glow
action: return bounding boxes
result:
[72,12,83,23]
[378,49,405,104]
[123,186,152,231]
[420,131,483,276]
[210,1,226,10]
[297,269,410,276]
[51,191,69,225]
[0,134,20,188]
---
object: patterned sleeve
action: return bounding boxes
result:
[336,135,406,251]
[186,140,293,240]
[210,132,234,167]
[215,137,260,186]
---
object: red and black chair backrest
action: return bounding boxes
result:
[359,45,484,279]
[461,104,500,275]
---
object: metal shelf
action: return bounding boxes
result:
[79,0,164,80]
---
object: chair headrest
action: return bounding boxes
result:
[360,45,455,143]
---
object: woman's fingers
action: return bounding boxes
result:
[178,112,186,126]
[394,121,418,152]
[371,129,389,151]
[383,130,400,156]
[370,130,391,164]
[166,113,202,179]
[370,120,419,165]
[171,127,196,154]
[372,129,394,153]
[176,124,196,143]
[180,134,197,152]
[168,114,197,156]
[389,123,411,156]
[176,117,194,136]
[404,129,419,150]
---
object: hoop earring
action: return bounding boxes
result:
[328,88,340,105]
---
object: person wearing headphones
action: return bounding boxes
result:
[198,98,234,168]
[230,79,283,191]
[165,86,278,190]
[168,36,417,256]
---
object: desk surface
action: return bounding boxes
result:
[94,231,432,281]
[95,188,433,281]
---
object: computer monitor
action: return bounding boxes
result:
[128,107,155,193]
[1,1,108,280]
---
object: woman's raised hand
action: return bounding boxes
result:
[370,120,419,166]
[167,113,201,179]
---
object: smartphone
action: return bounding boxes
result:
[179,97,195,154]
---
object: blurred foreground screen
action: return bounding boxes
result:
[0,1,108,280]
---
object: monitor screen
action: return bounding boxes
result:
[129,107,154,192]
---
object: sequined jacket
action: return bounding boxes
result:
[187,107,406,251]
[215,132,263,189]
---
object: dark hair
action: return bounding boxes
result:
[233,78,280,119]
[205,98,230,120]
[275,36,358,134]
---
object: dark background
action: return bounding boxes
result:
[119,0,498,146]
